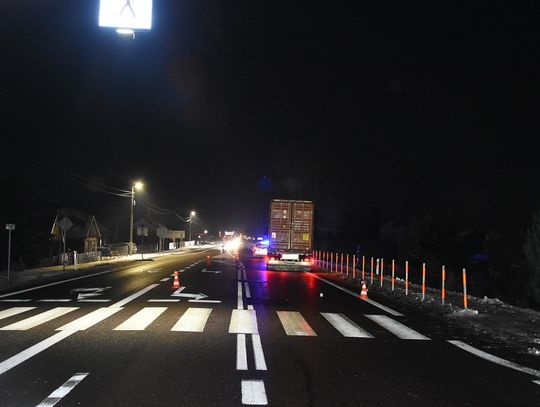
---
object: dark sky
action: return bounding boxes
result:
[2,1,540,242]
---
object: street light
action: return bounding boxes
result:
[189,210,196,242]
[129,181,144,254]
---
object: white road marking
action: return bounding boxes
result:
[1,307,79,331]
[114,307,167,331]
[38,299,72,303]
[0,307,35,321]
[77,299,111,303]
[229,310,259,334]
[247,305,254,310]
[172,308,212,332]
[243,268,247,281]
[171,287,186,296]
[148,299,180,303]
[276,311,316,336]
[57,307,122,331]
[241,380,268,405]
[0,269,120,299]
[237,281,244,309]
[201,270,222,274]
[244,282,251,298]
[251,334,267,370]
[238,269,242,280]
[160,278,171,282]
[237,334,248,370]
[0,299,32,302]
[362,298,404,316]
[0,330,75,376]
[448,340,540,378]
[533,380,540,386]
[365,315,429,340]
[36,372,89,407]
[188,299,221,303]
[110,284,159,307]
[305,272,404,316]
[321,313,374,338]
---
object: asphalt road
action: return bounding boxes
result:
[0,245,538,406]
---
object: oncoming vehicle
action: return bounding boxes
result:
[252,240,269,257]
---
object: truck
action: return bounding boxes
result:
[266,199,314,271]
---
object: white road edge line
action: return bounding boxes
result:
[241,380,268,405]
[36,372,89,407]
[110,284,159,307]
[305,272,403,316]
[533,380,540,386]
[448,340,540,379]
[0,330,75,376]
[237,334,248,370]
[244,282,251,298]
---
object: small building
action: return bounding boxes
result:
[50,208,102,254]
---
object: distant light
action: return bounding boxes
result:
[133,181,144,190]
[117,28,135,35]
[191,211,196,217]
[204,230,208,234]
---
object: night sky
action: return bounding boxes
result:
[2,1,540,256]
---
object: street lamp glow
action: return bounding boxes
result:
[134,181,144,190]
[191,211,196,217]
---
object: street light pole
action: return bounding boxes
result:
[129,181,143,255]
[129,184,135,253]
[5,224,15,283]
[189,210,196,242]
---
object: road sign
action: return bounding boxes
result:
[137,227,148,236]
[99,0,153,30]
[5,224,15,231]
[57,217,73,231]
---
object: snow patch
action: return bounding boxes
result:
[481,296,503,305]
[452,309,479,317]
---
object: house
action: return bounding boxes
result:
[134,215,185,252]
[50,208,102,254]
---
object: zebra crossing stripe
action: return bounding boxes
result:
[321,313,373,338]
[276,311,316,336]
[114,307,167,331]
[229,309,258,334]
[56,307,122,331]
[0,307,35,321]
[171,308,212,332]
[36,372,89,407]
[365,315,429,340]
[1,307,79,331]
[241,380,268,405]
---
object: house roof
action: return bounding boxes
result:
[51,208,101,239]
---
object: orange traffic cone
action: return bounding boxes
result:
[172,271,180,289]
[360,281,368,299]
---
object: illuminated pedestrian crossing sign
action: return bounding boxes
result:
[99,0,153,30]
